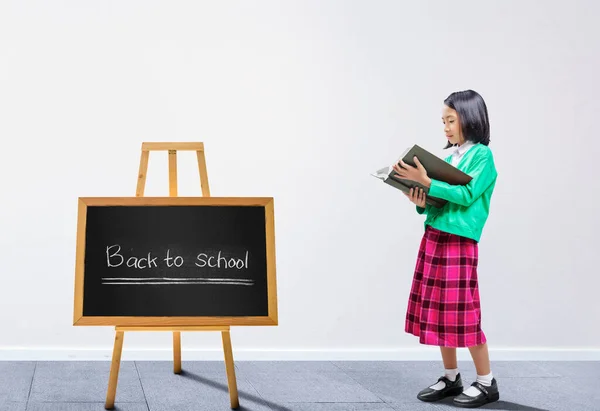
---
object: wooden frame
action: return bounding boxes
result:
[72,196,278,327]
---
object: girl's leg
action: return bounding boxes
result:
[441,346,458,370]
[468,342,490,375]
[427,346,460,391]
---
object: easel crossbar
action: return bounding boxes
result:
[142,142,205,151]
[116,326,230,332]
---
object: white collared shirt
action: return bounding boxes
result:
[450,140,475,167]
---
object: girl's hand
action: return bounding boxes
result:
[392,156,431,187]
[404,187,426,207]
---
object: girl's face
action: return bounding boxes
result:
[442,105,465,146]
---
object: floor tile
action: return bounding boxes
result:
[343,371,435,404]
[28,361,145,403]
[247,371,384,403]
[533,361,600,378]
[269,403,398,411]
[135,360,229,376]
[331,361,440,374]
[0,361,36,403]
[456,361,560,378]
[26,403,148,411]
[0,404,26,411]
[389,404,445,411]
[138,368,274,411]
[236,361,341,379]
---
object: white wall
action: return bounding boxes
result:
[0,0,598,361]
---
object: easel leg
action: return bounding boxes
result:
[173,331,182,374]
[168,149,178,196]
[105,331,124,410]
[196,149,211,196]
[222,330,239,409]
[136,150,150,197]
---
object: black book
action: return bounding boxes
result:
[371,144,473,208]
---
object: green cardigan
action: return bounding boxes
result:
[416,143,497,242]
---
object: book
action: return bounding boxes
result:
[371,144,473,208]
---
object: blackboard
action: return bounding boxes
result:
[73,197,277,326]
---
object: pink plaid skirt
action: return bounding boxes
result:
[405,225,486,347]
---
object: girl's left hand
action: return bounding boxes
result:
[392,156,431,187]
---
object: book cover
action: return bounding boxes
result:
[371,144,472,208]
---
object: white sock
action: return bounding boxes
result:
[463,372,493,397]
[429,368,459,390]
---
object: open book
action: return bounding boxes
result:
[371,144,473,208]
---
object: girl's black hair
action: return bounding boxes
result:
[443,89,490,149]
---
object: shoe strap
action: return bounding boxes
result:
[437,376,453,384]
[470,381,489,397]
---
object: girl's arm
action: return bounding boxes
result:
[426,151,497,207]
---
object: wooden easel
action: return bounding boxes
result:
[104,142,239,410]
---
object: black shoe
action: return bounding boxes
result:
[417,373,463,402]
[453,378,500,408]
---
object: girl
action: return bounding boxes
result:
[392,89,499,408]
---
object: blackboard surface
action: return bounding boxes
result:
[73,197,277,326]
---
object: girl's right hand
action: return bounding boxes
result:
[404,187,426,207]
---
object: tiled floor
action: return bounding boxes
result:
[0,360,598,410]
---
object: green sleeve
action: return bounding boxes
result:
[416,205,429,214]
[427,151,497,207]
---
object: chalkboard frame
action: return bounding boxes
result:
[73,196,278,326]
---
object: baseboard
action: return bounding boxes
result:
[0,347,598,361]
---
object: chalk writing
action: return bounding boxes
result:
[106,245,249,270]
[106,245,159,269]
[196,251,249,269]
[164,249,184,268]
[103,244,252,288]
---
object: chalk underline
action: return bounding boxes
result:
[100,277,255,286]
[101,277,254,282]
[102,281,253,286]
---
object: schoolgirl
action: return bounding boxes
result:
[393,89,499,408]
